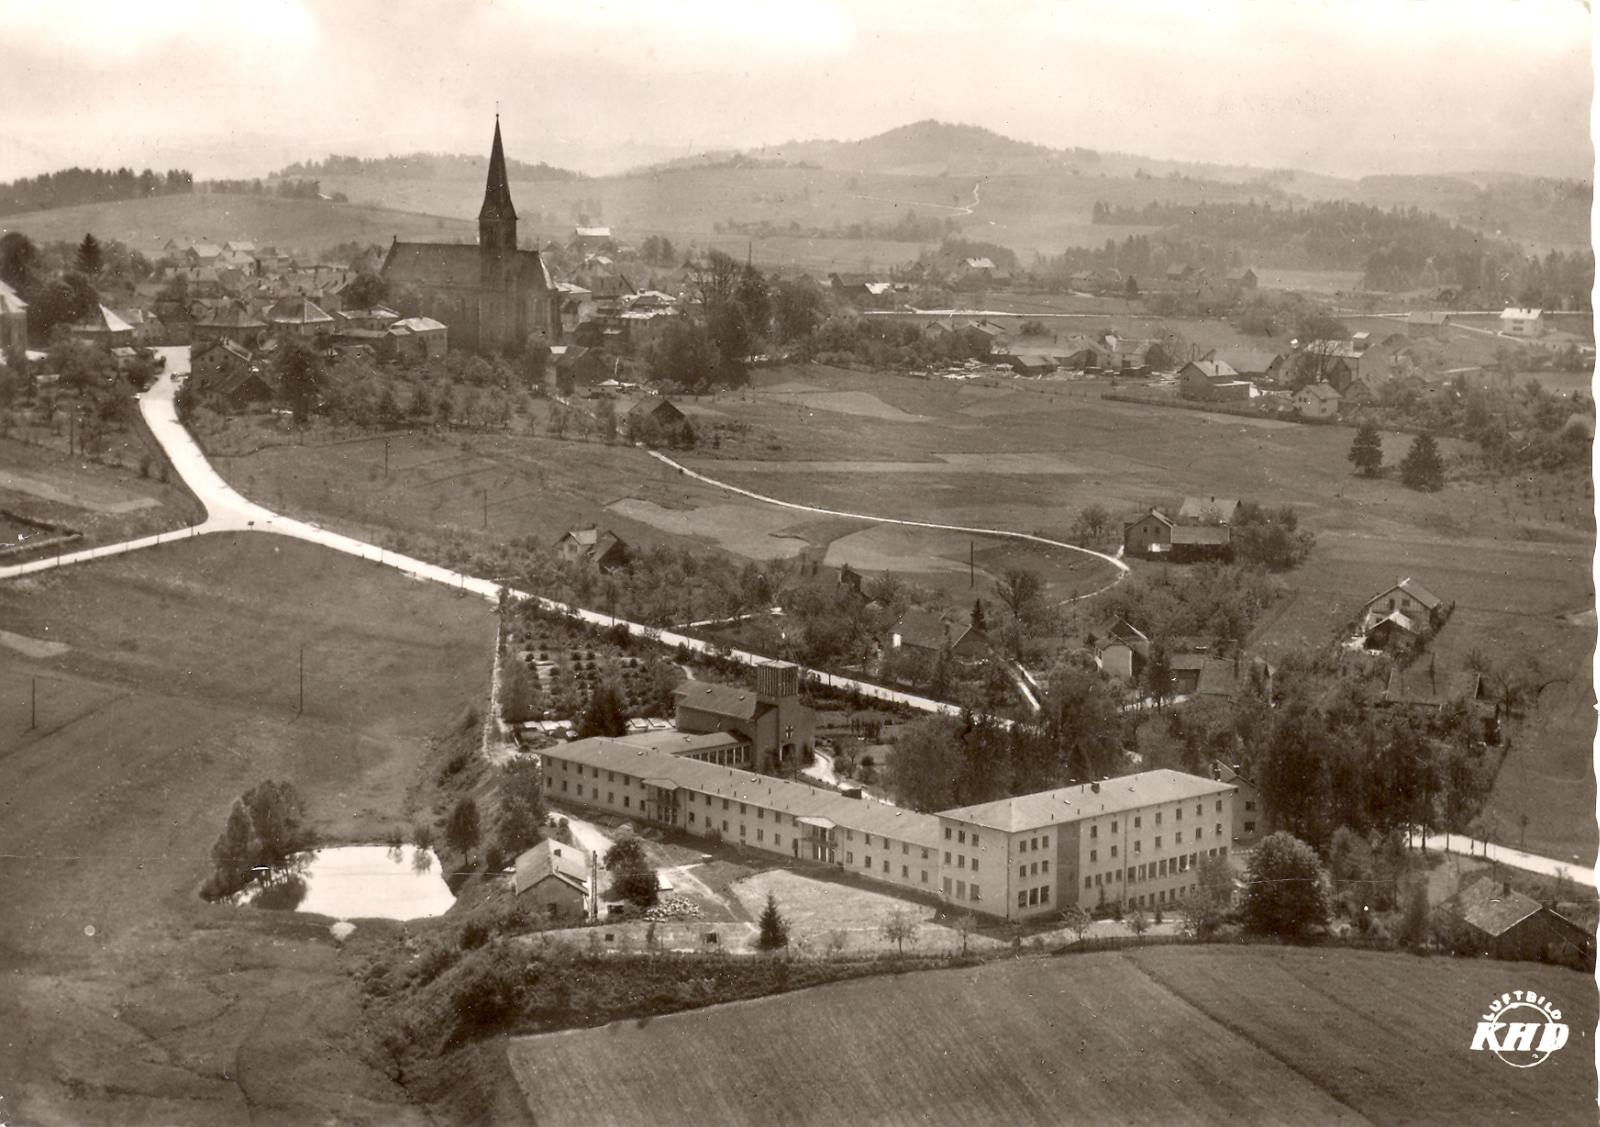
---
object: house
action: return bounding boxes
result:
[264,295,335,338]
[1178,359,1243,401]
[673,661,815,773]
[1294,382,1341,418]
[0,279,28,354]
[1223,267,1258,290]
[1380,661,1487,715]
[1406,311,1452,338]
[1210,348,1280,381]
[555,527,630,571]
[1095,619,1150,683]
[625,396,691,439]
[571,226,614,254]
[1123,509,1173,556]
[1007,354,1057,376]
[1211,761,1262,844]
[389,316,448,358]
[512,840,593,921]
[553,344,606,391]
[183,243,223,267]
[1500,307,1544,337]
[887,608,988,661]
[192,301,268,347]
[1170,524,1233,561]
[1361,577,1447,633]
[1173,654,1273,699]
[1292,341,1361,391]
[68,304,135,348]
[1177,496,1241,525]
[1435,878,1593,970]
[1164,263,1198,283]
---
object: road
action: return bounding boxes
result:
[1415,833,1594,888]
[0,349,973,718]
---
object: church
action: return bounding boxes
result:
[382,118,560,354]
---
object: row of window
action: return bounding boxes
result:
[1087,824,1224,863]
[1019,859,1050,878]
[1017,884,1051,909]
[942,850,980,872]
[1083,847,1228,889]
[943,826,982,847]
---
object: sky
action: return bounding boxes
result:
[0,0,1592,181]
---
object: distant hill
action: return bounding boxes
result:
[0,192,475,259]
[273,152,585,183]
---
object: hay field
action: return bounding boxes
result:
[0,534,491,1126]
[506,945,1596,1127]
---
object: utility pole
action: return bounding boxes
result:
[384,438,390,477]
[482,488,488,530]
[297,645,304,716]
[29,676,36,729]
[969,540,974,589]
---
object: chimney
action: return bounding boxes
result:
[1091,781,1101,794]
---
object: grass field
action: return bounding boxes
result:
[0,534,492,1126]
[506,944,1596,1127]
[0,191,474,258]
[0,436,199,557]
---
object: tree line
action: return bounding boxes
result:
[0,166,193,215]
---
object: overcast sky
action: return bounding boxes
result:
[0,0,1592,181]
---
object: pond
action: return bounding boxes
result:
[241,844,456,921]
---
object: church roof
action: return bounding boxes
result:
[382,242,553,291]
[479,117,518,224]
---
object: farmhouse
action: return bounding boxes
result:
[1123,509,1173,556]
[1406,311,1452,338]
[937,770,1236,921]
[1435,878,1593,969]
[1223,267,1258,289]
[887,608,987,661]
[1380,662,1489,716]
[513,840,594,922]
[673,661,815,774]
[555,527,630,571]
[1095,617,1150,682]
[1178,496,1241,525]
[1209,348,1281,381]
[1172,654,1272,699]
[626,396,689,433]
[382,118,561,353]
[1178,359,1240,400]
[192,301,268,347]
[1499,307,1545,337]
[1294,382,1341,418]
[264,295,335,338]
[68,304,135,348]
[1361,577,1447,633]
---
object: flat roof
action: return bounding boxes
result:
[938,769,1234,833]
[544,737,942,848]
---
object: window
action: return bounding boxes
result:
[902,865,909,878]
[1093,874,1101,887]
[1175,807,1182,821]
[688,812,696,825]
[970,886,981,902]
[958,830,966,845]
[1042,834,1049,848]
[758,808,765,820]
[958,855,966,869]
[956,880,966,898]
[1245,800,1256,812]
[739,824,747,838]
[1042,860,1049,873]
[722,799,729,810]
[863,833,870,846]
[1111,820,1118,833]
[756,829,764,842]
[1134,816,1141,829]
[944,876,952,895]
[1090,825,1098,839]
[922,849,930,860]
[944,851,952,865]
[607,771,614,782]
[1158,859,1167,876]
[847,852,854,864]
[1155,812,1162,825]
[740,803,747,814]
[1245,821,1256,834]
[972,859,980,872]
[972,833,980,847]
[624,796,631,809]
[1215,823,1223,837]
[1216,799,1223,813]
[902,843,909,855]
[1019,865,1026,878]
[1088,850,1097,863]
[1195,803,1202,817]
[774,834,781,846]
[561,781,568,793]
[1028,888,1039,905]
[1084,877,1092,890]
[1018,891,1028,908]
[1176,831,1183,844]
[944,827,952,840]
[722,820,728,832]
[1110,844,1118,858]
[865,855,872,868]
[921,871,929,884]
[607,792,614,804]
[1040,885,1050,904]
[1031,862,1039,876]
[846,830,854,842]
[1134,840,1142,854]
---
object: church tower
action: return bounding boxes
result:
[479,116,518,287]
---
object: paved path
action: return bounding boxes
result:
[1416,833,1594,889]
[644,450,1130,602]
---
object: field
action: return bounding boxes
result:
[0,534,493,1126]
[0,191,475,258]
[506,944,1596,1127]
[0,436,199,557]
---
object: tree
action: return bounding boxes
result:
[275,335,324,424]
[1072,503,1113,545]
[1398,880,1431,949]
[495,758,547,856]
[885,716,964,812]
[605,834,657,908]
[498,657,539,723]
[757,892,789,951]
[996,567,1042,623]
[75,233,103,276]
[970,598,987,632]
[242,779,311,866]
[1143,641,1174,708]
[1399,432,1445,492]
[881,908,919,956]
[576,680,627,738]
[1059,904,1092,942]
[343,271,388,310]
[1241,831,1330,939]
[208,800,258,896]
[952,912,977,955]
[1179,854,1234,938]
[1348,421,1384,477]
[1127,907,1150,936]
[604,835,649,873]
[445,796,482,855]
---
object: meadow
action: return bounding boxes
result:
[506,944,1596,1126]
[0,533,492,1126]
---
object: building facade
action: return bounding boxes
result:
[382,118,560,354]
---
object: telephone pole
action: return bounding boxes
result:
[29,676,36,729]
[297,645,304,716]
[969,540,975,589]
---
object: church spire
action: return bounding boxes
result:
[479,115,517,223]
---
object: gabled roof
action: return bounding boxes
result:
[1443,877,1543,937]
[891,607,952,651]
[195,302,267,329]
[0,278,28,315]
[265,295,334,326]
[940,769,1233,833]
[1368,577,1443,611]
[513,840,589,897]
[1125,508,1173,530]
[1182,360,1238,381]
[1177,496,1241,524]
[674,679,762,721]
[1214,349,1280,376]
[1500,307,1543,321]
[1171,524,1232,546]
[391,316,446,333]
[72,304,133,334]
[383,241,552,290]
[962,257,996,270]
[1407,311,1451,326]
[1298,382,1341,401]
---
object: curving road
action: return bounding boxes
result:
[644,449,1129,603]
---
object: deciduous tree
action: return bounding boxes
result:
[1241,831,1329,938]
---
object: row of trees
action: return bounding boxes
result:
[1348,424,1446,491]
[202,780,315,899]
[0,166,193,214]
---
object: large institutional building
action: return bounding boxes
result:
[381,118,560,354]
[539,663,1235,922]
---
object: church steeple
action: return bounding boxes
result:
[479,115,518,225]
[479,115,518,285]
